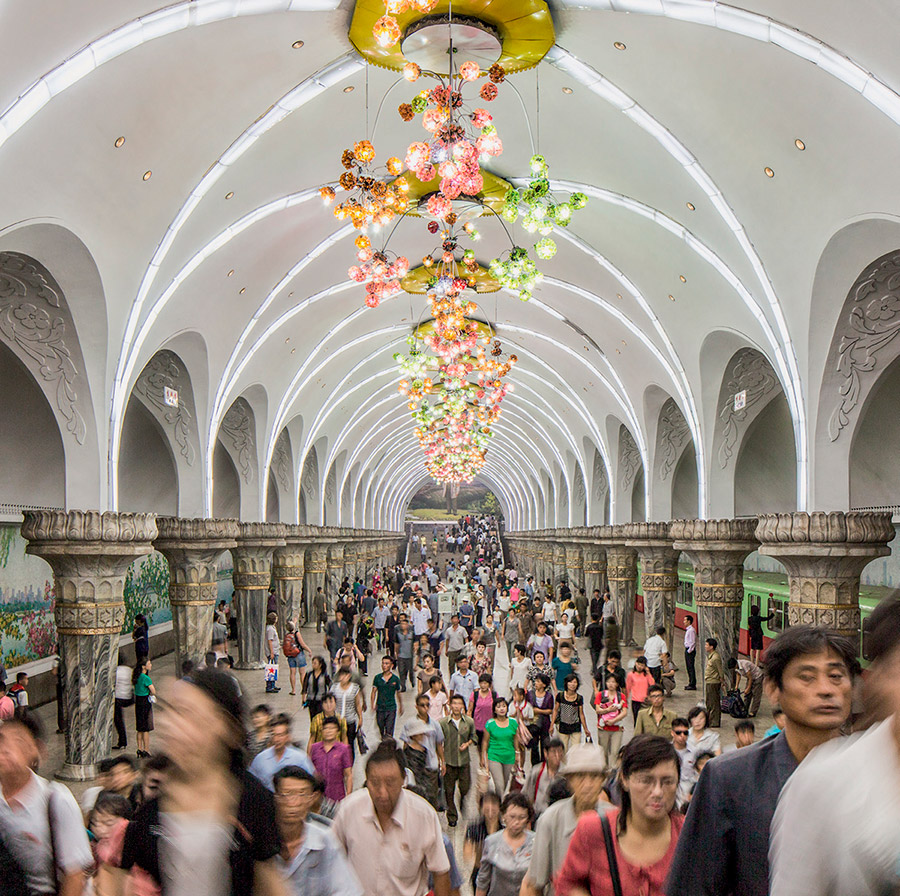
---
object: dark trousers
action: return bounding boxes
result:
[447,650,462,676]
[706,683,722,727]
[443,763,471,825]
[649,665,662,684]
[397,657,414,691]
[114,697,132,747]
[528,724,546,766]
[376,708,396,738]
[631,700,643,723]
[346,721,358,761]
[589,647,602,675]
[685,649,697,688]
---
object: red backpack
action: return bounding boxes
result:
[282,633,301,657]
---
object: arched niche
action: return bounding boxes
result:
[126,349,203,516]
[652,397,696,521]
[734,393,797,516]
[0,341,65,508]
[266,469,280,523]
[615,423,642,524]
[849,354,900,508]
[213,440,241,520]
[585,441,610,526]
[813,236,900,510]
[299,443,320,526]
[118,399,178,515]
[705,340,789,517]
[0,246,101,508]
[217,396,259,521]
[269,427,294,524]
[671,447,699,519]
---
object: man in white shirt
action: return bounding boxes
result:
[0,714,91,896]
[541,598,557,625]
[683,613,698,690]
[332,742,450,896]
[410,598,432,637]
[643,625,667,683]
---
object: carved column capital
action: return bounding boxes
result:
[756,511,895,636]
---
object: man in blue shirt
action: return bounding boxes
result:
[249,712,314,790]
[448,656,479,707]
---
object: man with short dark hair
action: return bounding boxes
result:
[439,694,474,828]
[249,713,315,790]
[770,594,900,894]
[273,765,361,896]
[728,655,765,717]
[683,613,697,690]
[704,637,724,727]
[633,683,677,739]
[667,625,857,896]
[332,742,450,896]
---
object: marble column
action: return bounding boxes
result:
[566,544,585,594]
[273,526,306,631]
[625,522,680,652]
[671,518,758,683]
[552,543,567,589]
[21,510,157,780]
[232,523,286,670]
[304,540,329,617]
[326,543,345,602]
[756,512,895,639]
[605,528,639,645]
[154,517,239,676]
[583,543,604,600]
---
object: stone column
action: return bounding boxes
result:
[605,527,639,645]
[756,512,895,638]
[625,522,680,652]
[21,511,157,780]
[154,517,239,676]
[566,543,585,594]
[552,543,567,589]
[326,542,345,600]
[304,540,329,619]
[583,543,603,600]
[671,518,758,682]
[232,523,286,669]
[273,526,306,631]
[353,542,366,582]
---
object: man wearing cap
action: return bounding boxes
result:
[520,743,614,896]
[769,598,900,896]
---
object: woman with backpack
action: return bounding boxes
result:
[282,620,310,696]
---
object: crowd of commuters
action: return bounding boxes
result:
[1,511,895,896]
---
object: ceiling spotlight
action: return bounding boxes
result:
[142,170,152,181]
[225,191,234,199]
[285,337,290,343]
[679,275,686,283]
[343,85,355,93]
[114,136,125,148]
[669,294,676,301]
[292,40,304,49]
[686,201,695,211]
[239,287,246,294]
[794,138,806,150]
[764,167,775,177]
[614,41,626,50]
[562,87,573,95]
[291,348,296,354]
[227,269,234,277]
[616,293,622,300]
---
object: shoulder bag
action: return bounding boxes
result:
[600,812,624,896]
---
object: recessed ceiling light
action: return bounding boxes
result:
[686,201,695,211]
[285,337,290,343]
[114,136,125,148]
[227,269,234,277]
[239,287,246,294]
[292,40,304,49]
[225,191,234,200]
[621,340,627,346]
[289,292,294,297]
[291,348,296,354]
[142,170,152,181]
[669,294,676,302]
[679,275,686,283]
[562,87,573,95]
[614,41,626,50]
[794,138,806,150]
[616,293,622,300]
[616,348,621,355]
[764,167,775,177]
[343,86,355,93]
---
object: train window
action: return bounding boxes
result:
[767,594,789,632]
[677,579,693,608]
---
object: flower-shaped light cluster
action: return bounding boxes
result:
[495,155,588,270]
[321,142,409,232]
[400,62,506,223]
[373,0,440,47]
[489,246,544,301]
[347,236,410,308]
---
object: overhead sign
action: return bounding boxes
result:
[438,590,454,615]
[734,389,747,411]
[164,386,179,408]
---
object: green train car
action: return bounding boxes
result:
[636,563,885,663]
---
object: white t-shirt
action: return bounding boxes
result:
[643,634,667,667]
[542,601,557,622]
[509,656,533,693]
[265,624,279,657]
[115,664,134,700]
[556,622,575,642]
